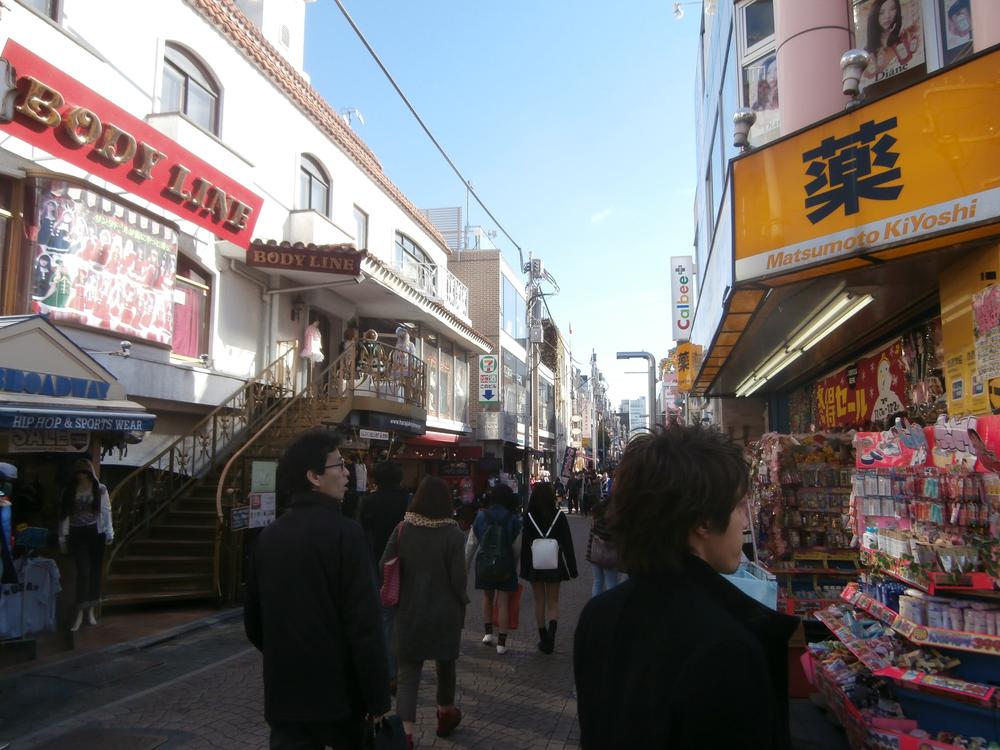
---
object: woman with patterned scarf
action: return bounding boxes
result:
[380,476,469,748]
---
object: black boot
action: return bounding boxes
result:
[537,627,548,653]
[542,620,557,654]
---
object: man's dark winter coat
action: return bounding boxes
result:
[574,554,799,749]
[244,491,391,723]
[358,487,410,566]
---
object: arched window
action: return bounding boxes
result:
[161,43,221,134]
[394,232,437,295]
[298,155,330,215]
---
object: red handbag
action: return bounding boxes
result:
[379,523,405,607]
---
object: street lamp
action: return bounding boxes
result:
[616,351,658,431]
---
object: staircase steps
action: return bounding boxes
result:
[113,555,212,574]
[102,589,217,607]
[147,523,216,540]
[128,538,213,556]
[105,572,213,593]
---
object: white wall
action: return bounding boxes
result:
[3,0,460,406]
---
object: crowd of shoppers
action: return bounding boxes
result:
[245,423,795,750]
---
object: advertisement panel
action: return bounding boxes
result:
[669,256,696,341]
[28,178,177,346]
[732,51,1000,283]
[852,0,925,89]
[815,340,907,429]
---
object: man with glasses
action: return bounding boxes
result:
[245,429,390,749]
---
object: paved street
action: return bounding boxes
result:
[3,514,850,749]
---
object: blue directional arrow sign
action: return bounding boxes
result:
[479,354,500,404]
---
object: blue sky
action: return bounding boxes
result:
[304,1,699,406]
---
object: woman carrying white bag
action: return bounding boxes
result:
[519,482,577,654]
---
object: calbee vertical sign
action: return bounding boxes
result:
[670,257,696,341]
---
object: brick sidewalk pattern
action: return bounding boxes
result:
[19,515,596,750]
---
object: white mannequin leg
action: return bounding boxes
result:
[70,608,84,632]
[86,606,98,626]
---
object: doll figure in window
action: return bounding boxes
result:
[390,325,416,402]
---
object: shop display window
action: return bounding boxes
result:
[454,356,468,424]
[438,341,453,421]
[850,0,928,98]
[172,252,211,360]
[424,333,438,418]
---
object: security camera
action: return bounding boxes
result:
[733,108,757,150]
[119,340,132,357]
[841,49,872,97]
[199,353,210,367]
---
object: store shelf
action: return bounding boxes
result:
[814,608,893,671]
[810,654,960,750]
[816,606,997,707]
[842,583,1000,658]
[767,567,859,576]
[859,548,997,595]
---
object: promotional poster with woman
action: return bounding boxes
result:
[941,0,973,65]
[29,179,179,347]
[745,52,780,144]
[854,0,925,87]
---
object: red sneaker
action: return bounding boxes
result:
[436,706,462,738]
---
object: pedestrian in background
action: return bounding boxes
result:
[381,477,468,746]
[358,461,410,693]
[465,483,521,655]
[574,425,799,749]
[566,472,581,514]
[582,469,600,516]
[245,429,390,750]
[586,496,619,597]
[520,482,577,654]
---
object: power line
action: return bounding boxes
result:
[332,0,525,270]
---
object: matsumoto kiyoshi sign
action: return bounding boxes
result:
[732,50,1000,283]
[670,257,695,341]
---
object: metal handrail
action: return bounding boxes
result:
[211,341,427,597]
[106,343,296,567]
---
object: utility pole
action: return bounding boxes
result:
[522,254,544,507]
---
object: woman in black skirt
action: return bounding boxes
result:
[520,482,577,654]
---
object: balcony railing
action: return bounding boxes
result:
[398,257,439,298]
[445,269,469,318]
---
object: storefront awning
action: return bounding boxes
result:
[407,431,460,445]
[0,315,155,432]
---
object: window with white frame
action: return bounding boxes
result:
[298,155,330,216]
[394,232,436,295]
[353,206,368,251]
[162,44,221,135]
[736,0,779,146]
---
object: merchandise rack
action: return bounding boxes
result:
[859,548,996,595]
[815,605,997,707]
[809,654,962,750]
[842,582,1000,657]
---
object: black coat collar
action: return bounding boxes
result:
[289,490,343,512]
[681,554,799,642]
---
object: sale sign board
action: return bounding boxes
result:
[816,340,907,429]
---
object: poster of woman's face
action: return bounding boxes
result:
[744,52,780,145]
[854,0,925,87]
[942,0,973,64]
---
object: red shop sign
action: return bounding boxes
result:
[0,40,262,247]
[816,340,907,429]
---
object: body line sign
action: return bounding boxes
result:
[0,40,263,247]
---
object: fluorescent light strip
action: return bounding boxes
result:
[742,377,768,396]
[802,294,874,351]
[763,349,803,380]
[786,293,853,351]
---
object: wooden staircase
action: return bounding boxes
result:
[103,478,219,607]
[103,341,424,608]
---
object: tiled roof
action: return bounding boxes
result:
[184,0,451,254]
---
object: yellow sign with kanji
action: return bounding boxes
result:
[675,343,701,393]
[732,50,1000,283]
